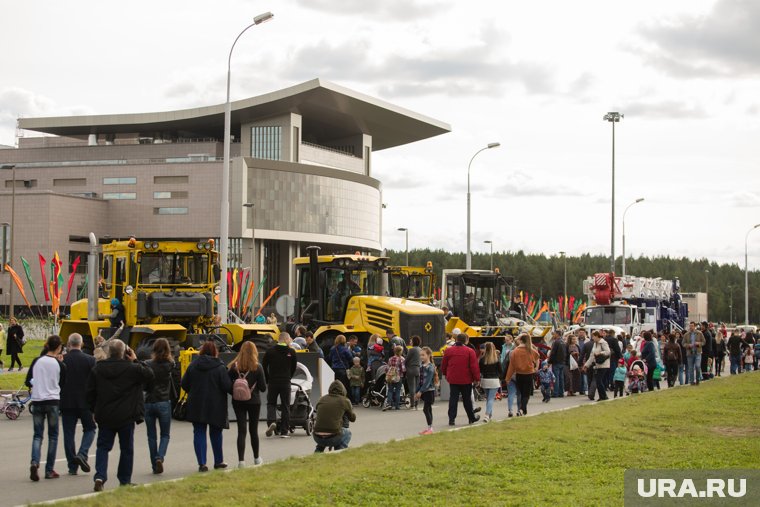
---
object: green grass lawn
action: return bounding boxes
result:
[0,341,43,390]
[50,374,760,507]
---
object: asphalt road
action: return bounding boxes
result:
[1,381,676,507]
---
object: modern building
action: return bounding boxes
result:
[0,78,450,315]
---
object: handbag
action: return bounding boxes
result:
[569,355,578,371]
[172,393,188,421]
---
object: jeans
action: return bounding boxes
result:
[94,423,135,486]
[61,408,96,473]
[388,382,402,409]
[540,382,551,402]
[581,371,588,393]
[729,354,741,375]
[686,354,701,384]
[31,403,59,474]
[484,387,498,416]
[266,383,291,435]
[506,379,521,414]
[406,368,420,406]
[144,401,172,469]
[591,368,609,400]
[313,428,351,452]
[678,364,685,385]
[350,386,361,405]
[192,423,223,466]
[552,364,565,397]
[448,383,476,423]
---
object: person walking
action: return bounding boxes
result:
[581,332,596,399]
[640,331,658,392]
[143,338,174,474]
[478,342,503,422]
[582,331,610,402]
[714,330,727,377]
[26,335,66,481]
[263,333,298,438]
[700,322,714,380]
[683,322,705,385]
[228,341,267,468]
[328,334,354,394]
[662,333,682,388]
[567,334,581,396]
[0,322,6,371]
[727,329,743,375]
[60,333,96,476]
[415,347,437,434]
[604,329,622,390]
[87,339,153,491]
[675,331,687,385]
[384,345,406,411]
[547,331,567,398]
[441,331,481,425]
[405,336,422,409]
[505,334,540,415]
[313,380,356,452]
[7,317,25,371]
[181,341,232,472]
[347,357,364,405]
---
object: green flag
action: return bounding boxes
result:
[20,256,39,305]
[77,274,88,300]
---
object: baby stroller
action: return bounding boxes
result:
[626,359,648,395]
[279,363,316,435]
[361,363,410,409]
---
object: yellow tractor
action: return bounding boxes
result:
[386,263,436,305]
[59,235,278,355]
[294,247,446,353]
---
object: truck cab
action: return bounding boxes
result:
[386,263,435,305]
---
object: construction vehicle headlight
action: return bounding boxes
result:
[214,285,222,295]
[124,285,134,295]
[204,242,211,250]
[197,242,204,250]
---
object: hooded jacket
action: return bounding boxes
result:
[86,357,154,429]
[181,354,232,429]
[314,380,356,435]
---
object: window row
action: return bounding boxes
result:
[103,191,190,200]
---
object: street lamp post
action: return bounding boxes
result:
[745,223,760,325]
[559,251,567,322]
[466,142,500,270]
[705,268,709,321]
[397,228,409,266]
[621,197,644,277]
[1,164,16,318]
[728,285,734,324]
[484,240,493,271]
[218,12,274,324]
[603,112,623,273]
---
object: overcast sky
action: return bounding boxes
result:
[1,0,759,269]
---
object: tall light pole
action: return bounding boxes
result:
[621,197,644,277]
[745,223,760,325]
[1,164,16,318]
[397,228,409,266]
[243,203,255,270]
[704,268,709,321]
[603,112,623,273]
[559,251,567,322]
[484,240,493,271]
[218,12,274,324]
[728,285,734,324]
[466,142,500,270]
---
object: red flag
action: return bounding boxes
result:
[39,253,49,302]
[65,256,81,305]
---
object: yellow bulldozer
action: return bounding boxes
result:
[59,234,278,355]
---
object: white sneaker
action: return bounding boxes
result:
[238,461,246,469]
[483,415,490,423]
[254,457,263,466]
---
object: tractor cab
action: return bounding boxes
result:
[442,269,514,327]
[386,263,435,305]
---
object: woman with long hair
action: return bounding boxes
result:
[714,330,727,376]
[505,333,539,416]
[566,334,581,396]
[478,342,503,422]
[144,338,174,474]
[662,333,682,388]
[228,341,267,468]
[415,347,437,434]
[181,341,232,472]
[328,334,354,393]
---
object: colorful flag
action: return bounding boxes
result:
[39,253,49,302]
[534,302,549,321]
[50,280,60,316]
[65,256,81,305]
[249,277,267,319]
[77,274,88,300]
[52,252,64,297]
[4,264,33,309]
[231,268,239,310]
[20,257,39,305]
[256,286,280,316]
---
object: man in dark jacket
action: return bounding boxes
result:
[548,331,567,398]
[604,330,622,390]
[262,333,297,438]
[700,322,714,379]
[313,380,356,452]
[581,336,596,400]
[727,329,743,374]
[61,333,96,476]
[441,333,480,425]
[86,340,153,492]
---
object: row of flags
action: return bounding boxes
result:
[517,291,588,323]
[226,268,279,321]
[3,252,78,316]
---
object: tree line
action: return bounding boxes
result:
[384,248,760,324]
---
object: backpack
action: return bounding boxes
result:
[232,371,255,402]
[386,363,401,384]
[666,348,677,362]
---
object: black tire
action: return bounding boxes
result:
[306,415,314,436]
[361,396,371,408]
[5,404,20,420]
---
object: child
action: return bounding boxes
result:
[538,361,555,403]
[652,362,662,390]
[416,346,437,435]
[623,343,634,363]
[384,346,406,410]
[613,359,626,398]
[347,356,364,405]
[627,365,647,395]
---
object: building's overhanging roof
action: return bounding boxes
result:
[18,79,451,151]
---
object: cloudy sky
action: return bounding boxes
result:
[1,0,759,268]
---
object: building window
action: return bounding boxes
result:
[103,192,136,200]
[154,207,188,215]
[154,191,188,199]
[54,178,86,187]
[154,175,189,184]
[5,179,37,188]
[251,126,281,161]
[103,177,136,185]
